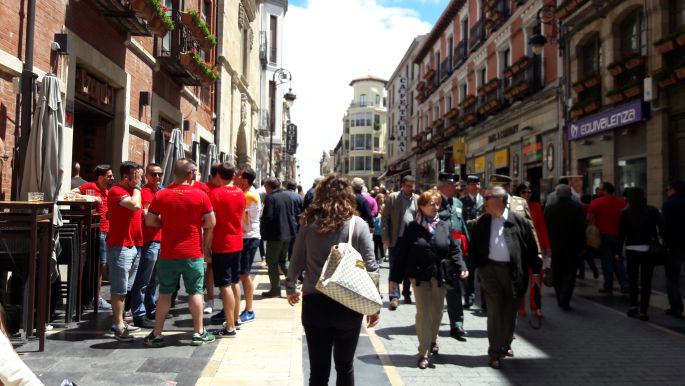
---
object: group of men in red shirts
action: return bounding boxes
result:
[72,158,260,346]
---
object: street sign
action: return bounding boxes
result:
[286,123,297,155]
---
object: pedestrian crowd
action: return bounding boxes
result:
[2,161,684,386]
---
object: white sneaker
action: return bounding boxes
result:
[204,300,213,314]
[204,306,213,314]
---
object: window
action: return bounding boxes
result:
[619,10,645,56]
[675,0,685,27]
[376,94,381,106]
[580,35,601,76]
[433,105,440,121]
[374,137,380,151]
[351,134,372,150]
[269,15,278,63]
[500,48,510,77]
[360,94,367,107]
[383,97,387,107]
[242,28,249,75]
[373,157,381,171]
[460,83,467,101]
[351,156,372,171]
[446,95,452,112]
[374,114,380,124]
[366,112,372,126]
[436,52,441,79]
[461,18,469,45]
[448,36,453,68]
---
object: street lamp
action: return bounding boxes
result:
[269,68,296,177]
[528,4,558,55]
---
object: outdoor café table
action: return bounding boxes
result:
[56,200,101,318]
[0,201,54,352]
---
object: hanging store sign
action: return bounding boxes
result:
[397,76,408,153]
[75,68,115,113]
[494,148,509,169]
[474,155,486,173]
[452,137,466,164]
[522,135,542,163]
[568,99,645,140]
[286,123,297,155]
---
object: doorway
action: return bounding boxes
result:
[579,157,603,198]
[72,100,113,181]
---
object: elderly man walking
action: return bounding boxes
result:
[470,185,540,369]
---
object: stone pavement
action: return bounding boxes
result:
[14,258,685,385]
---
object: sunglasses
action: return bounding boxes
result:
[149,172,163,177]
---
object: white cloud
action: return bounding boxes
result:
[283,0,431,187]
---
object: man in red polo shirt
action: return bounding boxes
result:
[588,182,628,293]
[144,159,216,347]
[72,164,114,310]
[206,162,246,337]
[107,161,144,342]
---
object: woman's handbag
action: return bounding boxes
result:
[585,224,601,250]
[316,217,382,315]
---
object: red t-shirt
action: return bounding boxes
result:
[141,185,162,243]
[208,185,246,253]
[588,195,626,237]
[106,185,143,247]
[79,182,109,233]
[167,181,211,194]
[206,181,221,191]
[148,184,213,259]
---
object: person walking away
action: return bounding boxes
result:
[351,178,374,231]
[436,172,469,341]
[260,178,297,297]
[618,187,663,321]
[144,159,216,347]
[663,180,685,318]
[303,176,323,211]
[362,186,379,217]
[130,163,163,328]
[284,179,304,262]
[470,185,540,369]
[588,182,628,293]
[382,175,419,309]
[390,189,467,369]
[515,182,550,317]
[373,194,385,265]
[544,185,586,311]
[285,175,380,385]
[236,167,261,324]
[460,175,484,310]
[106,161,144,341]
[206,162,246,337]
[72,164,114,310]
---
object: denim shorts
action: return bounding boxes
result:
[107,246,141,295]
[98,232,108,263]
[157,258,205,295]
[212,252,241,287]
[239,238,260,276]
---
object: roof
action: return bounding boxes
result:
[388,34,427,83]
[349,75,388,86]
[413,0,467,64]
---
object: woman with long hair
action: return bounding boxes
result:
[618,187,663,321]
[285,175,380,386]
[389,189,467,369]
[0,304,44,385]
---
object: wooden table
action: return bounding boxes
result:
[0,201,54,352]
[57,200,101,318]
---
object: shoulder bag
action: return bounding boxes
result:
[316,217,382,315]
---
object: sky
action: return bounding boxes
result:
[283,0,448,188]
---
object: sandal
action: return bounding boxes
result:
[418,356,429,369]
[430,342,439,355]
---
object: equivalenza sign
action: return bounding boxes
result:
[568,99,645,141]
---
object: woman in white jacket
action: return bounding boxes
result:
[0,304,44,385]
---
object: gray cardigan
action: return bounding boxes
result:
[286,216,379,295]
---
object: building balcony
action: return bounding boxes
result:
[469,19,486,53]
[156,12,209,86]
[440,58,451,82]
[94,0,152,36]
[453,41,467,70]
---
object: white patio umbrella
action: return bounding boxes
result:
[201,143,218,182]
[161,128,185,186]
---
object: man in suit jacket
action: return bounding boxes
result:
[260,177,297,297]
[460,175,484,309]
[382,175,419,309]
[470,185,540,370]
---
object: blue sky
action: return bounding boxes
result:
[288,0,448,24]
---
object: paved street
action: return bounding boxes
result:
[14,258,685,385]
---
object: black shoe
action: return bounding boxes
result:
[463,302,472,310]
[403,296,412,305]
[450,327,467,341]
[261,291,281,298]
[210,309,225,324]
[665,309,684,319]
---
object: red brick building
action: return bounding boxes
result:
[0,0,221,198]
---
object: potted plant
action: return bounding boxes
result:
[182,9,217,50]
[606,88,624,104]
[584,99,601,114]
[517,81,530,95]
[624,53,645,70]
[622,80,642,99]
[654,70,678,89]
[147,0,174,36]
[607,59,624,77]
[654,37,676,54]
[572,80,586,93]
[131,0,155,19]
[583,73,600,88]
[517,56,532,72]
[181,49,219,82]
[503,66,514,78]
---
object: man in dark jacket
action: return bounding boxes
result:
[544,185,586,311]
[284,179,304,261]
[260,177,297,297]
[351,177,374,231]
[302,176,323,211]
[663,180,685,318]
[470,185,540,369]
[437,172,469,340]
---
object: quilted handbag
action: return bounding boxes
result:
[315,217,382,315]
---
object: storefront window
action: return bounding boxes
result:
[617,158,647,195]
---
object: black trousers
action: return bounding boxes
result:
[626,250,655,314]
[551,252,579,308]
[372,235,384,264]
[665,248,684,314]
[302,294,363,386]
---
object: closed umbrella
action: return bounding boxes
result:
[19,73,64,226]
[201,143,217,182]
[161,128,185,186]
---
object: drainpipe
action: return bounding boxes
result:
[13,0,37,200]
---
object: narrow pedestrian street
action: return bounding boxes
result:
[17,257,685,386]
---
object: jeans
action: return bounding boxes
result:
[266,240,290,293]
[302,294,362,386]
[626,250,655,314]
[665,248,684,314]
[599,235,628,290]
[388,243,411,300]
[130,241,160,319]
[98,231,108,263]
[444,283,464,329]
[107,246,141,295]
